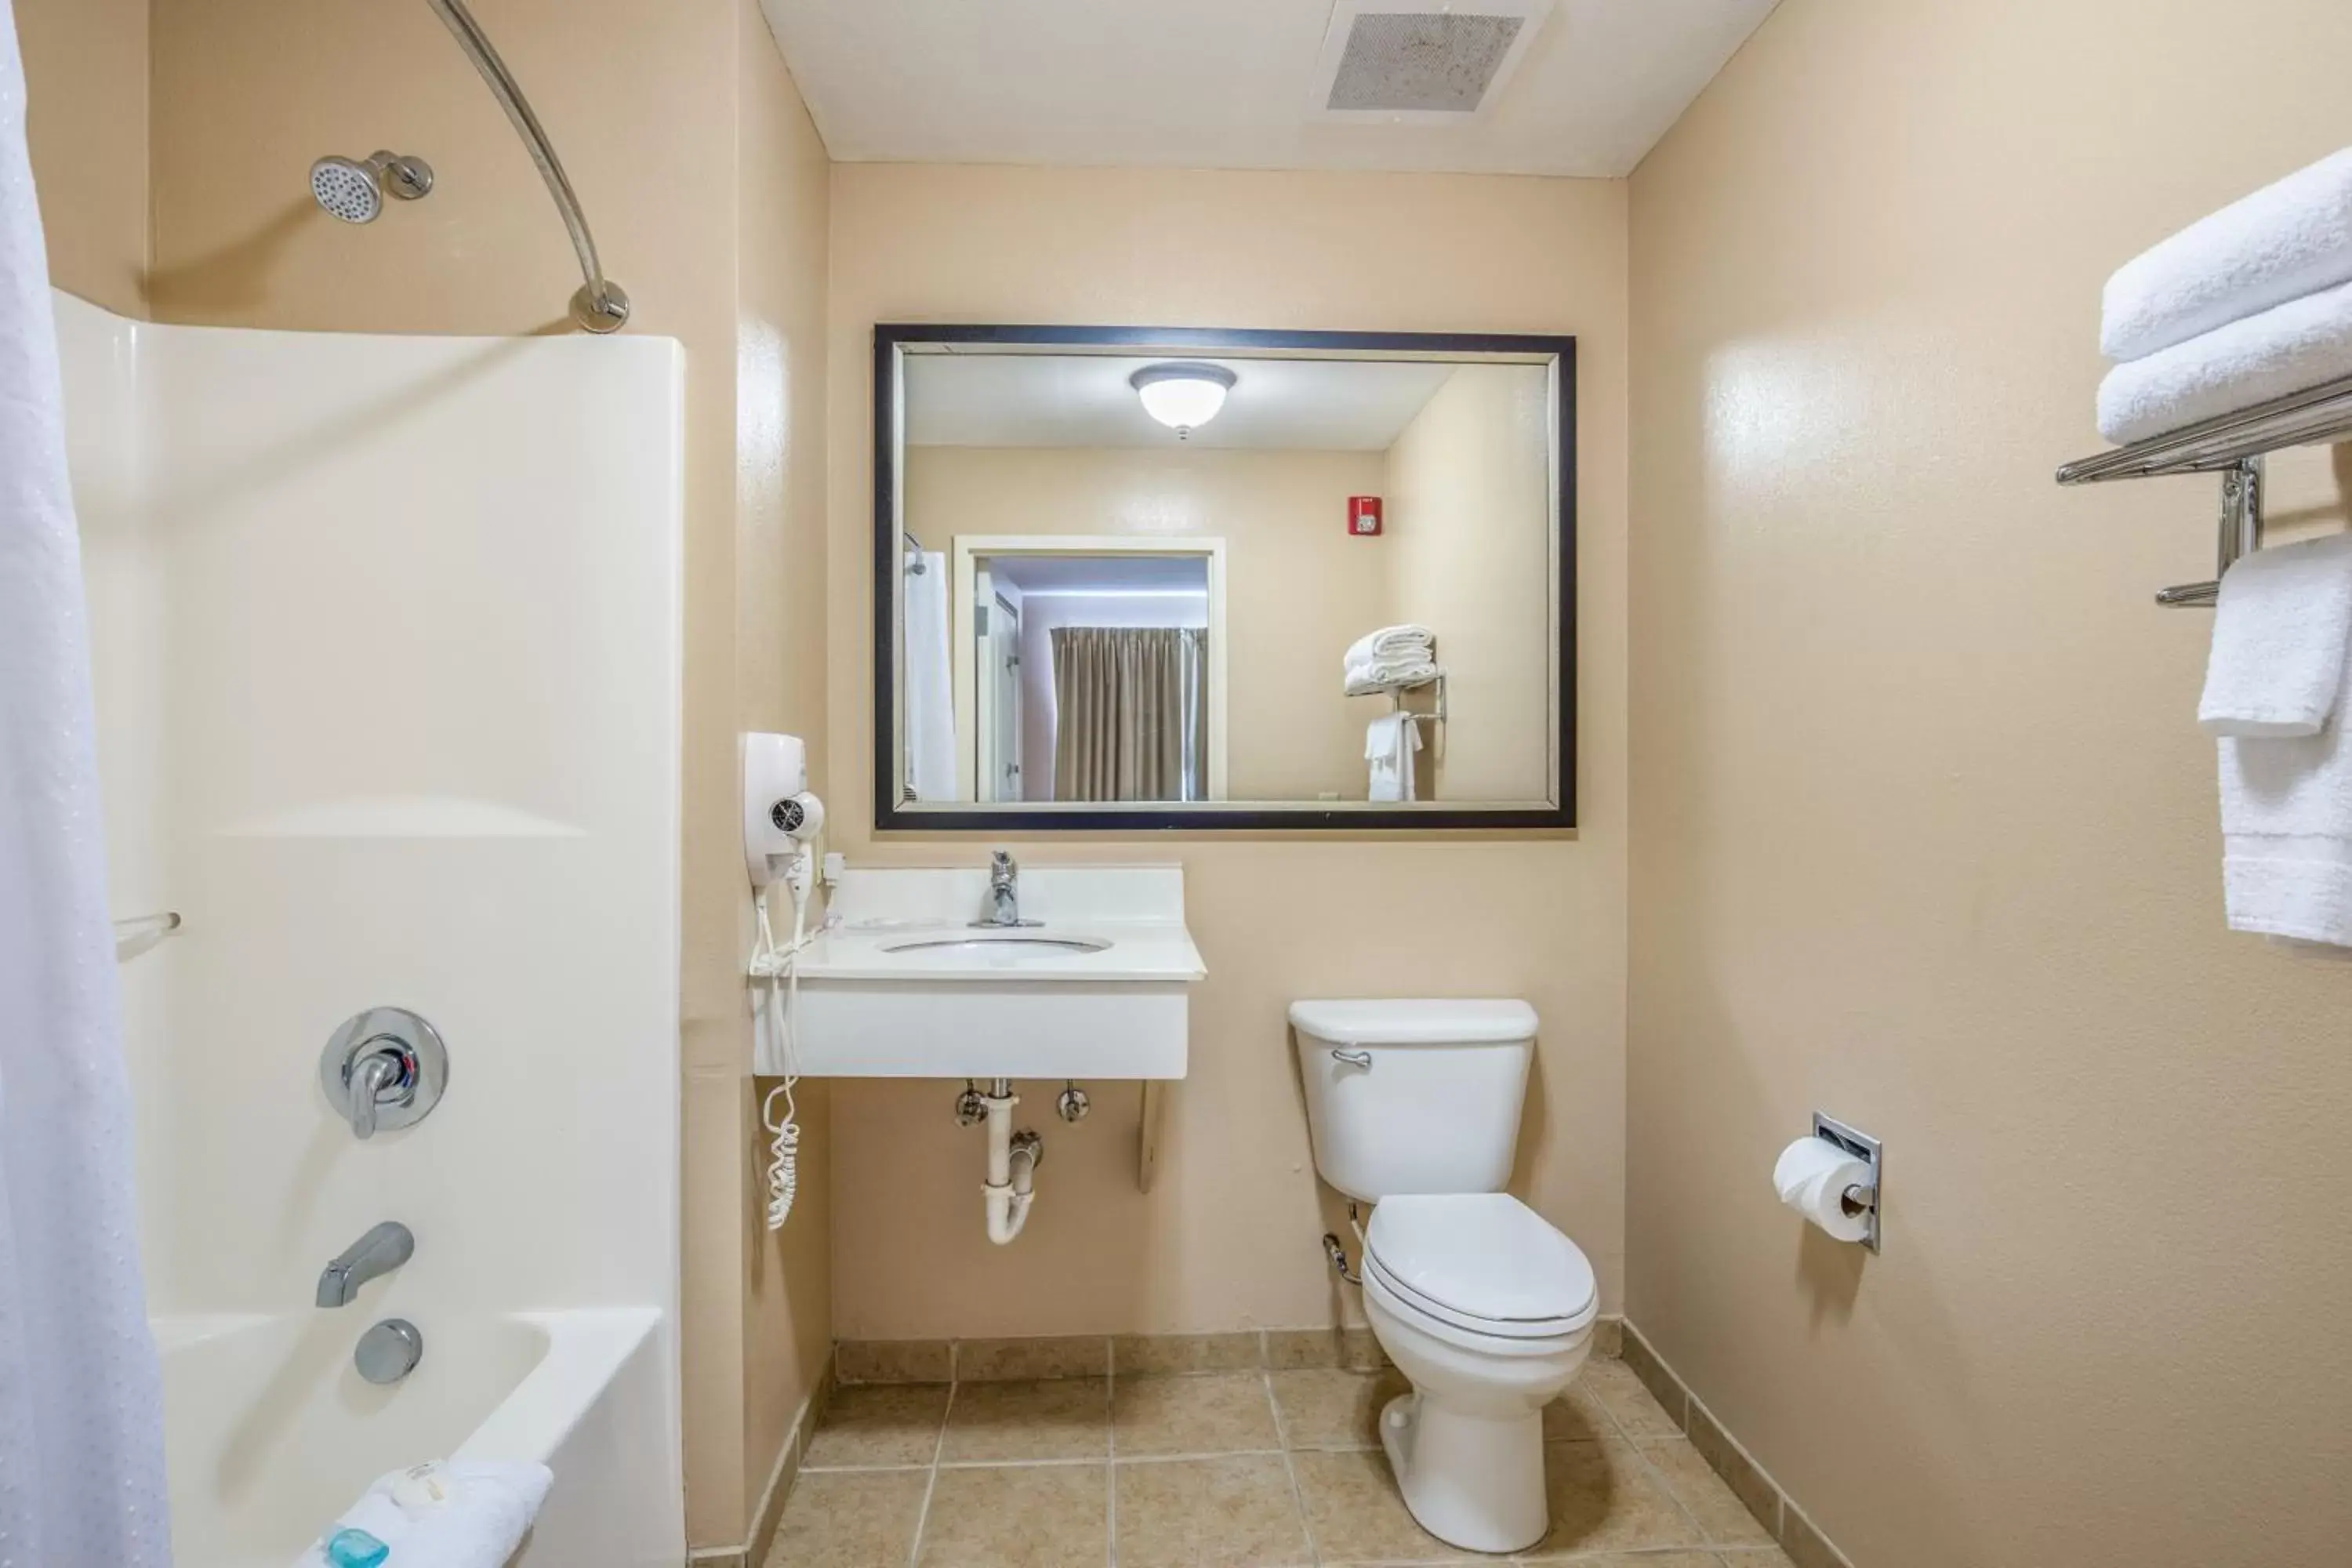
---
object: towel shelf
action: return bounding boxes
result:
[2058,370,2352,483]
[2058,369,2352,608]
[1377,672,1446,729]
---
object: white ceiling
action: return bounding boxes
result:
[907,353,1469,450]
[758,0,1779,177]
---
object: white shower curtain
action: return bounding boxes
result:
[902,550,957,801]
[0,5,172,1563]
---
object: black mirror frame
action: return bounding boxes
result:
[873,323,1577,833]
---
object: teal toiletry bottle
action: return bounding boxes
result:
[324,1527,390,1568]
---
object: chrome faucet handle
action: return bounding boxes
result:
[347,1051,401,1139]
[991,849,1016,883]
[321,1007,448,1142]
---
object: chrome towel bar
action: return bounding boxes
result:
[2058,368,2352,607]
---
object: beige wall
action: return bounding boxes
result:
[826,164,1628,1339]
[1385,365,1555,801]
[131,0,831,1551]
[907,443,1390,800]
[16,0,147,316]
[1627,3,2352,1566]
[726,0,834,1552]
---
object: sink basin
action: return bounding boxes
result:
[883,935,1112,956]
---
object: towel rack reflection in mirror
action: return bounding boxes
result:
[2058,368,2352,607]
[1385,672,1446,731]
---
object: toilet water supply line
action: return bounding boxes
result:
[982,1084,1039,1245]
[751,844,822,1231]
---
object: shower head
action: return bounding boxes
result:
[309,151,434,223]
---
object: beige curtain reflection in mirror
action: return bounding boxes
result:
[1051,627,1207,802]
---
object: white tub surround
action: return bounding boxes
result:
[56,291,688,1568]
[790,866,1204,1079]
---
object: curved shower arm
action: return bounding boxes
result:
[425,0,630,333]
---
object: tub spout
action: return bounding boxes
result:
[316,1221,414,1308]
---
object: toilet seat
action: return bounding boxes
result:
[1364,1193,1597,1342]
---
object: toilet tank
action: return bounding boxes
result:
[1289,999,1538,1201]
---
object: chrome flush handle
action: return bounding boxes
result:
[1330,1049,1373,1069]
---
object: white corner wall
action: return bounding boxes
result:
[56,289,684,1326]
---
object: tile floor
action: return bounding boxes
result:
[767,1353,1799,1566]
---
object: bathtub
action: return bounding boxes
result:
[154,1307,681,1568]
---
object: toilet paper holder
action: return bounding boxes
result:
[1813,1112,1882,1253]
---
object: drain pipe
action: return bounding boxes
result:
[978,1082,1040,1245]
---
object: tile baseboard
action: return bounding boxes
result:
[686,1348,835,1568]
[833,1316,1624,1385]
[1621,1320,1857,1568]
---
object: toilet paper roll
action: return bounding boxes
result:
[1773,1136,1874,1244]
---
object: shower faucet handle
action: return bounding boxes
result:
[344,1049,405,1139]
[321,1007,449,1142]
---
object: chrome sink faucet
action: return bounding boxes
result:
[316,1221,414,1308]
[973,849,1042,928]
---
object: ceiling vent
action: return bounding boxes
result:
[1310,1,1553,122]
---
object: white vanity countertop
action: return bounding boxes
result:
[792,916,1205,984]
[791,864,1206,985]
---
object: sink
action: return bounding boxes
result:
[786,866,1202,1080]
[882,935,1113,956]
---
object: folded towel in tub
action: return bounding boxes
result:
[2103,147,2352,363]
[304,1461,554,1568]
[2096,276,2352,445]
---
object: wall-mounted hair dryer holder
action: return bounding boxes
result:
[742,732,822,890]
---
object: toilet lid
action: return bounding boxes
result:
[1364,1194,1596,1331]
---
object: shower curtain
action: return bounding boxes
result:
[902,550,957,801]
[1051,626,1207,802]
[0,6,172,1563]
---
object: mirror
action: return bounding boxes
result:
[876,326,1575,830]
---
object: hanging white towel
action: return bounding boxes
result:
[2097,277,2352,445]
[2220,619,2352,946]
[902,551,957,801]
[0,6,172,1563]
[2199,531,2352,738]
[1366,713,1421,803]
[2103,147,2352,362]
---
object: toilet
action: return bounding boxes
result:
[1290,999,1596,1555]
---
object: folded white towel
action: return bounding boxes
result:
[2199,532,2352,738]
[1345,659,1443,696]
[2220,623,2352,947]
[2103,147,2352,363]
[2096,277,2352,445]
[1345,626,1433,669]
[305,1461,553,1568]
